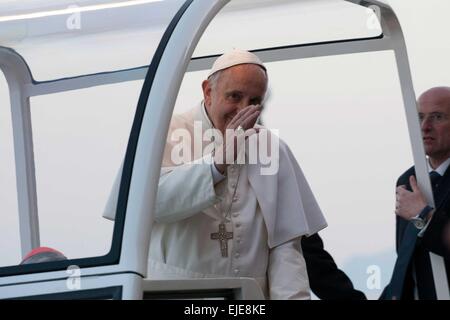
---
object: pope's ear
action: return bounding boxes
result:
[202,79,212,107]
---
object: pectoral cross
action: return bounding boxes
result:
[210,223,233,257]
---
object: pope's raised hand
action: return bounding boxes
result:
[214,105,261,174]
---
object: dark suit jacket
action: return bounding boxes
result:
[393,165,450,299]
[302,233,366,300]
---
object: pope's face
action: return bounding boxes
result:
[202,64,267,135]
[418,90,450,164]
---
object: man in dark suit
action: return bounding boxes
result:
[384,87,450,299]
[302,233,366,300]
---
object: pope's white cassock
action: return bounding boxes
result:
[103,103,327,299]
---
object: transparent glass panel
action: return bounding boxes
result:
[193,0,382,57]
[0,0,185,81]
[29,80,142,261]
[262,51,412,299]
[0,71,22,267]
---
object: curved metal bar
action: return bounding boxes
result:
[0,46,39,257]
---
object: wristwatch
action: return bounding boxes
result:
[411,205,434,230]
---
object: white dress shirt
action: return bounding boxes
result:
[427,157,450,176]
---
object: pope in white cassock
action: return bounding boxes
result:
[103,49,327,299]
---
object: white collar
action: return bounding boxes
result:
[427,157,450,176]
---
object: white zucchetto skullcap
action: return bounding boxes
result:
[208,49,266,78]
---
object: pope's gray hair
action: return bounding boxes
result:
[207,70,223,90]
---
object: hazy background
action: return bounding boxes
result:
[0,0,449,299]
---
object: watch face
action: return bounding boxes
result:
[413,219,425,230]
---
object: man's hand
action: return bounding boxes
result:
[395,175,428,220]
[214,105,261,174]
